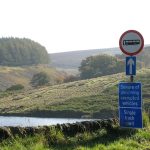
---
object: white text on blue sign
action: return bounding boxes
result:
[119,82,141,108]
[119,107,142,128]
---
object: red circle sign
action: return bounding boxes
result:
[119,30,144,56]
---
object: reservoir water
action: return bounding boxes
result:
[0,116,93,127]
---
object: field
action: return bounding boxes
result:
[0,68,150,118]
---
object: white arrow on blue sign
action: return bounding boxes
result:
[126,56,136,76]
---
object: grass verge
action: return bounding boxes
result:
[0,116,150,150]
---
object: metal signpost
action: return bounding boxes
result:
[119,30,144,128]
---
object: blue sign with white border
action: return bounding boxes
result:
[119,107,143,128]
[126,56,136,76]
[119,82,142,108]
[119,82,142,128]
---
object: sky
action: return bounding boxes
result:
[0,0,150,53]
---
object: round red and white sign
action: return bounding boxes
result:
[119,30,144,56]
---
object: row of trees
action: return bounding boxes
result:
[79,54,125,79]
[0,37,49,66]
[79,53,145,80]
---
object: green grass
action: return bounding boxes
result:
[0,123,150,150]
[0,68,150,117]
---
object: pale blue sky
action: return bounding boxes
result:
[0,0,149,53]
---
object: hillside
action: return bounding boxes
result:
[49,48,121,72]
[0,68,150,118]
[50,45,150,74]
[0,65,66,91]
[116,45,150,68]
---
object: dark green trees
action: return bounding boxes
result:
[79,54,124,79]
[0,37,49,66]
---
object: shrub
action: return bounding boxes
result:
[6,84,24,91]
[45,128,65,145]
[143,111,149,128]
[64,75,80,83]
[30,72,50,87]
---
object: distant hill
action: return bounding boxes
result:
[49,48,121,71]
[50,46,150,74]
[0,37,49,66]
[116,45,150,68]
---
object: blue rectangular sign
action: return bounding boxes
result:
[119,82,142,108]
[126,56,136,76]
[119,107,143,128]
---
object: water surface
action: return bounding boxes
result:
[0,116,93,127]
